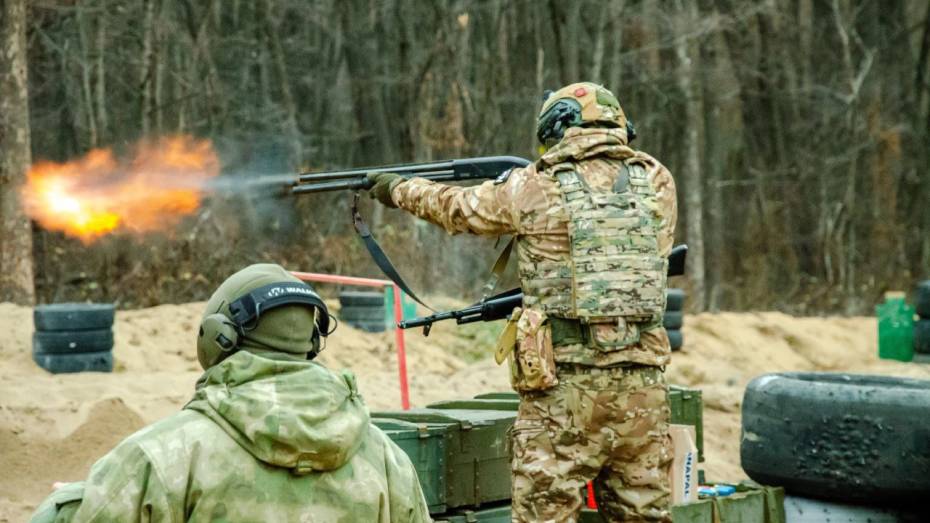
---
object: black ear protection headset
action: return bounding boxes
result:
[200,281,334,361]
[537,90,637,145]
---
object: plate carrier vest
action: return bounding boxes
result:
[519,160,667,322]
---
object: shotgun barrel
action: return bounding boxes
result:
[292,155,531,195]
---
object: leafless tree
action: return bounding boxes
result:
[0,0,35,304]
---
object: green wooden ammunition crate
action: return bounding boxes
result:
[714,490,766,521]
[580,487,784,523]
[371,418,448,513]
[669,385,704,461]
[428,398,520,411]
[473,384,704,461]
[373,408,516,512]
[432,503,512,522]
[434,493,782,523]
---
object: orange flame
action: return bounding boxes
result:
[23,136,220,243]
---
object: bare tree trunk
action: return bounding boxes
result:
[262,0,303,167]
[588,4,610,82]
[675,0,706,311]
[697,0,723,310]
[140,0,158,135]
[0,0,36,304]
[77,6,98,146]
[95,10,108,142]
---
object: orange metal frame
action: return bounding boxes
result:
[290,271,410,410]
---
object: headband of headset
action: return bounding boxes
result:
[228,281,330,336]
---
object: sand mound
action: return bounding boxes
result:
[2,302,928,521]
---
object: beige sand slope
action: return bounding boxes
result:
[2,302,928,521]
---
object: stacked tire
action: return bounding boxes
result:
[338,291,386,333]
[665,288,685,351]
[33,303,115,374]
[914,281,930,355]
[741,372,930,516]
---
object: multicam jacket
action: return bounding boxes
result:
[392,127,677,367]
[30,351,431,523]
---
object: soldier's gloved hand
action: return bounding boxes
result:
[366,172,402,208]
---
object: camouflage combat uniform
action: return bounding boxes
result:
[30,351,431,522]
[392,126,677,522]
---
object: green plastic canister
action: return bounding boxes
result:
[877,292,914,362]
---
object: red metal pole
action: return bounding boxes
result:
[290,271,392,288]
[392,284,410,410]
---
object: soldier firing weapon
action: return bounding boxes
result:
[400,244,689,336]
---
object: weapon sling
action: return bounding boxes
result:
[352,193,435,311]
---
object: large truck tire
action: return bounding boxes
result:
[914,319,930,354]
[34,303,115,331]
[741,372,930,504]
[33,350,113,374]
[666,288,685,311]
[33,329,114,355]
[784,495,928,523]
[916,280,930,318]
[667,329,683,351]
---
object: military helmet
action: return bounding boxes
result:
[536,82,633,146]
[197,263,332,370]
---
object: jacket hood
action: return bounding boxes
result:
[185,351,369,474]
[538,127,636,167]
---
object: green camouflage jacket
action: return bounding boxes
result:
[31,351,431,522]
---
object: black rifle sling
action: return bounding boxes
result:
[482,237,514,299]
[351,193,435,311]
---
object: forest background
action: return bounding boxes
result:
[1,0,929,314]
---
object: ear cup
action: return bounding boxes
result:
[197,313,242,369]
[307,329,322,360]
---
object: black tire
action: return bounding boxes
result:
[663,311,683,330]
[33,329,114,355]
[917,281,930,318]
[915,319,930,354]
[339,305,385,322]
[344,319,387,333]
[667,329,683,351]
[33,349,113,374]
[666,288,685,311]
[338,291,384,307]
[34,303,115,331]
[741,372,930,504]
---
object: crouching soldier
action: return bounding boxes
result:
[31,263,430,523]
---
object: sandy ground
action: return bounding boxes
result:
[2,302,929,521]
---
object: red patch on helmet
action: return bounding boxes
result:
[573,87,587,97]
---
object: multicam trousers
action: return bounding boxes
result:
[511,364,672,522]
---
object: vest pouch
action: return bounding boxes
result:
[587,317,642,351]
[510,308,559,392]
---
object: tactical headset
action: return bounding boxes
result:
[536,91,637,146]
[199,281,333,363]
